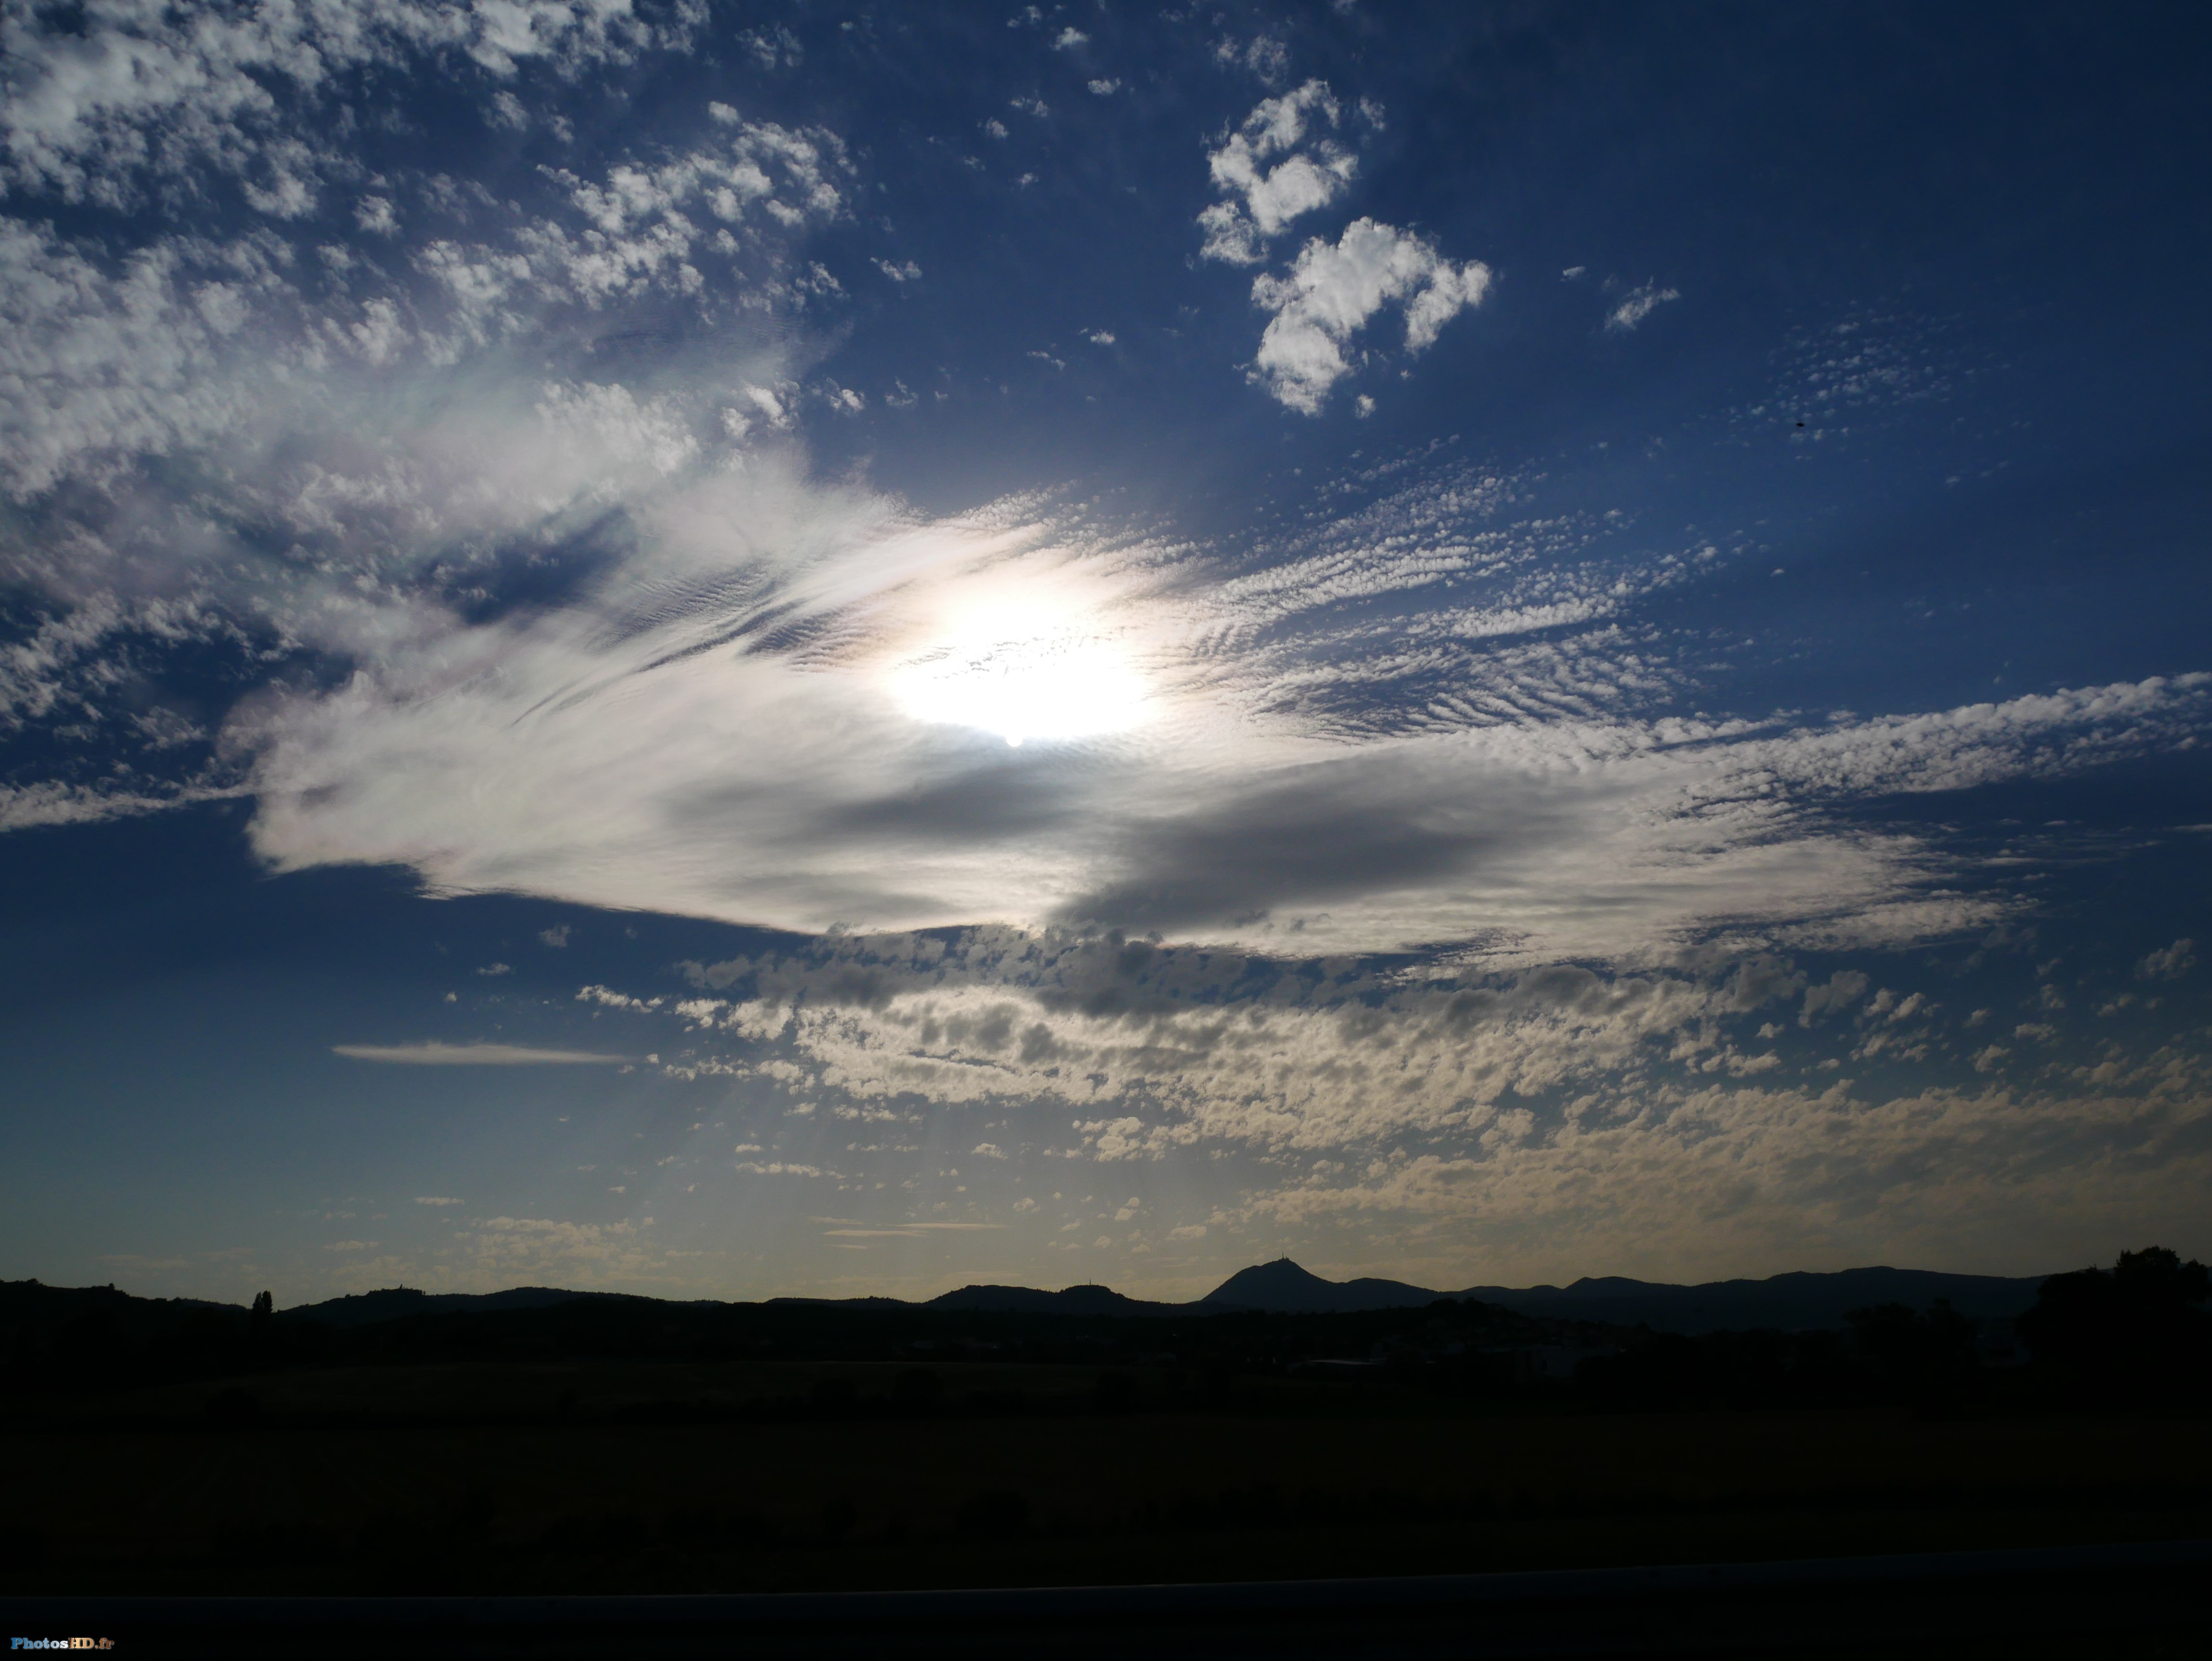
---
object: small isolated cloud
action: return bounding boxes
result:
[1354,394,1375,419]
[476,962,511,976]
[738,383,795,433]
[1216,36,1290,86]
[1011,96,1049,118]
[355,196,397,235]
[1089,79,1120,96]
[973,1142,1009,1159]
[538,925,570,948]
[334,1043,632,1065]
[742,24,801,69]
[1250,218,1491,413]
[875,258,922,282]
[1198,79,1356,265]
[1606,282,1681,332]
[984,118,1009,139]
[1053,27,1089,50]
[2137,938,2196,979]
[414,1196,465,1206]
[1169,1223,1208,1240]
[1085,329,1116,345]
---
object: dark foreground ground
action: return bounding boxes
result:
[4,1359,2209,1596]
[4,1361,2208,1655]
[4,1542,2205,1659]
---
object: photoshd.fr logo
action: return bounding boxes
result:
[10,1641,114,1651]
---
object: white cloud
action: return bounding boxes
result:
[876,259,923,282]
[413,1196,464,1206]
[1053,27,1090,50]
[1606,283,1681,332]
[1197,80,1356,265]
[1089,79,1121,96]
[0,1,691,209]
[333,1043,632,1065]
[1250,219,1491,412]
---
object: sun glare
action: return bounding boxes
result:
[890,608,1150,746]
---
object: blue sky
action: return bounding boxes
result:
[2,1,2209,1304]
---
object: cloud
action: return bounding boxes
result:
[1216,37,1291,86]
[1197,80,1356,265]
[0,2,693,210]
[742,25,803,70]
[1250,219,1491,412]
[1053,28,1090,51]
[1800,970,1870,1026]
[413,1196,465,1206]
[216,393,2205,963]
[333,1043,632,1065]
[1606,283,1681,332]
[1221,1066,2212,1282]
[1090,79,1121,96]
[10,196,2203,980]
[2137,938,2197,980]
[459,1215,662,1284]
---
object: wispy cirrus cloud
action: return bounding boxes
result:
[333,1042,632,1065]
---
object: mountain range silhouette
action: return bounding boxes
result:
[259,1257,2050,1333]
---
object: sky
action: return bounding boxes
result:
[2,1,2210,1306]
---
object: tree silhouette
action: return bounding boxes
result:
[2018,1245,2212,1403]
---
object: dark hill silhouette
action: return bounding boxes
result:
[1198,1258,1441,1314]
[1458,1267,2048,1332]
[282,1285,638,1328]
[1188,1261,2046,1327]
[927,1283,1175,1315]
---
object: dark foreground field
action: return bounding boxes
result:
[5,1359,2209,1598]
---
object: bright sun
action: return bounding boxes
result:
[890,607,1149,746]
